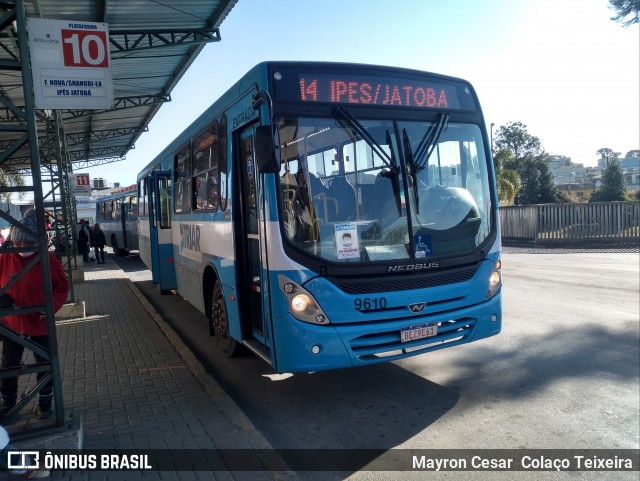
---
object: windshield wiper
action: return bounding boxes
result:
[403,128,420,214]
[414,112,449,172]
[333,107,399,175]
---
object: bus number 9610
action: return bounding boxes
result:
[354,297,387,311]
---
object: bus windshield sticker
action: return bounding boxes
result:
[413,234,433,258]
[335,223,359,260]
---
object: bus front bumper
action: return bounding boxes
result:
[272,292,502,373]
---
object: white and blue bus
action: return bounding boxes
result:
[95,185,139,255]
[137,61,502,373]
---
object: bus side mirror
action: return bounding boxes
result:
[255,125,279,173]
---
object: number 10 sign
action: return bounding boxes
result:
[27,18,114,110]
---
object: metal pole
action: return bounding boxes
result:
[16,0,65,428]
[490,123,495,153]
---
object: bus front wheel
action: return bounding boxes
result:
[212,281,240,357]
[111,235,126,256]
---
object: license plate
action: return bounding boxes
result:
[400,323,438,343]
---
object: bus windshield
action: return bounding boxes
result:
[276,114,493,263]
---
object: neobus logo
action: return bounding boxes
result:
[387,261,439,272]
[179,223,201,252]
[408,302,426,313]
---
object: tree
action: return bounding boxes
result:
[493,148,521,204]
[597,147,617,162]
[625,149,640,159]
[493,122,563,204]
[556,189,572,204]
[497,170,522,205]
[589,159,628,202]
[0,168,25,204]
[494,121,542,169]
[518,155,562,205]
[492,147,511,172]
[609,0,639,27]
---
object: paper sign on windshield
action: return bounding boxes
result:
[335,223,359,260]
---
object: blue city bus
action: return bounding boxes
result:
[137,61,502,373]
[95,185,139,255]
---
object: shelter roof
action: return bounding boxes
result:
[0,0,237,171]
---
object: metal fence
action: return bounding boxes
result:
[500,201,640,244]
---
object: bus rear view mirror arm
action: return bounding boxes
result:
[255,124,279,173]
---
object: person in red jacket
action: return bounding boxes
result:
[0,208,70,421]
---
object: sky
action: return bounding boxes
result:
[83,0,639,188]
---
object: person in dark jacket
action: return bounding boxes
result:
[0,209,70,421]
[90,223,107,264]
[77,218,92,262]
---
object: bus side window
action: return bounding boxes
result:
[129,196,138,220]
[174,144,191,214]
[137,180,146,217]
[158,175,171,228]
[192,121,219,211]
[219,115,229,211]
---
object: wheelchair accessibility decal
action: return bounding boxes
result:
[414,234,432,258]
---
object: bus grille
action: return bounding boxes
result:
[349,318,476,361]
[330,265,478,295]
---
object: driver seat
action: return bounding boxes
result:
[328,176,356,221]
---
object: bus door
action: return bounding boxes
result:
[235,126,270,351]
[120,200,128,249]
[149,171,177,293]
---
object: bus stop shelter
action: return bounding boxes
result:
[0,0,237,441]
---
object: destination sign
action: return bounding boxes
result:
[273,68,480,112]
[298,74,462,109]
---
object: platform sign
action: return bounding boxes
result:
[71,173,92,196]
[27,18,114,110]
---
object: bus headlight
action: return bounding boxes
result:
[291,294,310,312]
[279,275,330,324]
[486,261,501,299]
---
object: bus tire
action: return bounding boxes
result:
[212,280,240,357]
[111,235,126,256]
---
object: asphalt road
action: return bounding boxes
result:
[113,248,640,481]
